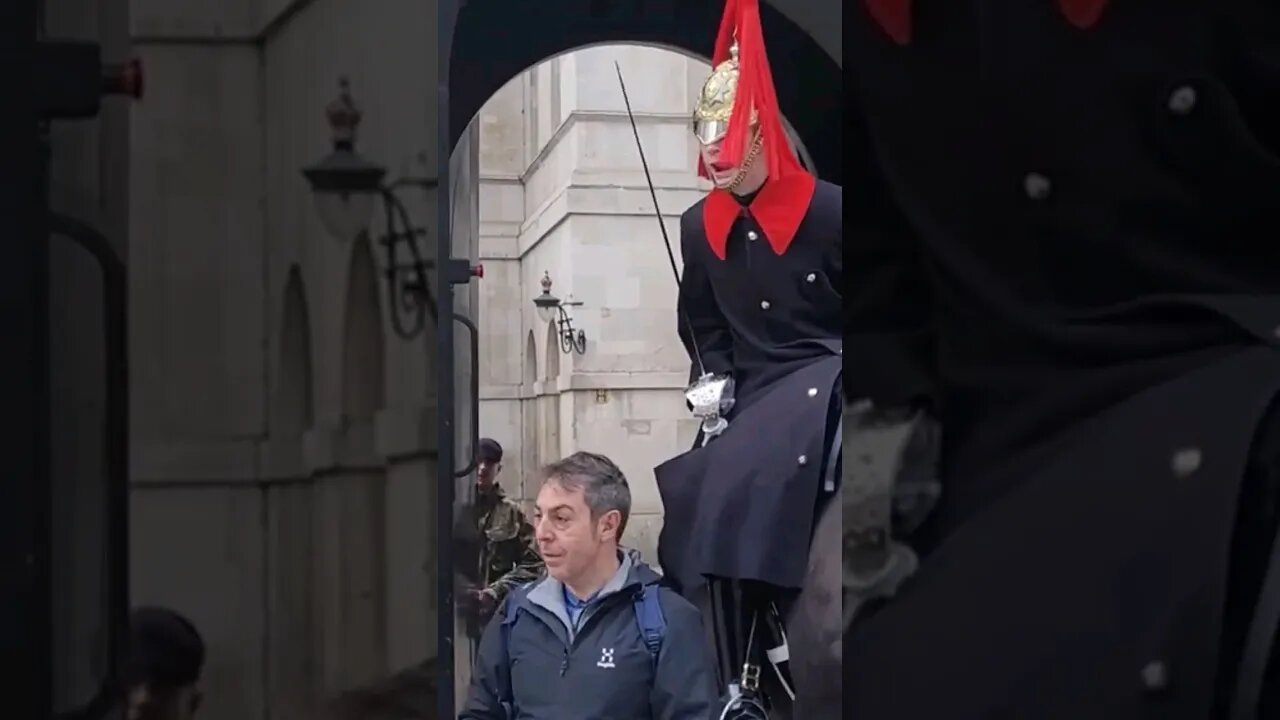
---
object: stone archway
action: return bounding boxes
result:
[315,235,390,695]
[543,320,561,383]
[524,330,538,386]
[340,237,386,422]
[540,321,562,465]
[265,265,319,719]
[522,331,540,493]
[276,266,315,435]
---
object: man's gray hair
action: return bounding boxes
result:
[540,451,631,538]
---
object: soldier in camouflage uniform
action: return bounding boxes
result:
[460,438,543,635]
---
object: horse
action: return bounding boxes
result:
[785,396,852,720]
[785,482,844,720]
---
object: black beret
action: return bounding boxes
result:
[124,606,206,689]
[478,438,503,463]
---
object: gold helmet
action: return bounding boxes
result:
[692,41,758,146]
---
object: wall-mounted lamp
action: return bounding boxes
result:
[300,77,479,339]
[533,271,586,354]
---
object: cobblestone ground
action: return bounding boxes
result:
[323,659,437,720]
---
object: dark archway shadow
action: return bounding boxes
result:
[447,0,843,184]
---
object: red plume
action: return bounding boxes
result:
[1058,0,1109,28]
[696,0,808,183]
[710,0,739,65]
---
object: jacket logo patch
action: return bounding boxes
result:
[597,647,616,668]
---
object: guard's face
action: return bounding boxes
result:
[533,480,618,584]
[699,137,741,189]
[697,123,764,191]
[126,685,202,720]
[476,459,500,491]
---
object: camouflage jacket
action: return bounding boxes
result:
[471,488,542,602]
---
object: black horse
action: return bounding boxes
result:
[785,405,846,720]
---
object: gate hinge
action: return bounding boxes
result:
[38,40,143,120]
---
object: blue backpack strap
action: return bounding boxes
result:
[632,583,666,670]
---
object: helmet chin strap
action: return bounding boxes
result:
[714,129,765,193]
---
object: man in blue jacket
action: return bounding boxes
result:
[458,451,719,720]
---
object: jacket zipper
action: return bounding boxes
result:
[547,589,640,678]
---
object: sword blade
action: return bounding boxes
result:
[614,60,707,378]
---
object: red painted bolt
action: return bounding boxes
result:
[103,57,144,99]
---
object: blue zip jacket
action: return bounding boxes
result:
[458,549,718,720]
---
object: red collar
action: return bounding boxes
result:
[701,173,817,260]
[864,0,1109,44]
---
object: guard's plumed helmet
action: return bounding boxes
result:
[692,0,806,186]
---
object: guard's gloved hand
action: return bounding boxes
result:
[475,588,497,621]
[685,373,735,414]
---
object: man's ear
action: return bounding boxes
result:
[598,510,621,542]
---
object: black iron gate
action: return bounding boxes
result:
[7,3,51,718]
[8,5,141,716]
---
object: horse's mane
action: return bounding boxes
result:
[324,658,438,720]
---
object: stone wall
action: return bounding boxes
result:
[127,1,441,718]
[475,45,714,565]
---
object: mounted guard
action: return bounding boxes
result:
[617,0,851,715]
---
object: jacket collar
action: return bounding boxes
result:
[702,172,816,260]
[528,549,647,632]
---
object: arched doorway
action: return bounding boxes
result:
[265,265,318,720]
[540,320,562,474]
[446,0,842,183]
[318,235,390,694]
[439,2,842,713]
[522,331,540,498]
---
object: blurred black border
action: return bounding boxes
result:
[7,1,52,718]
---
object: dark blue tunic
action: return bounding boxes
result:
[655,179,842,593]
